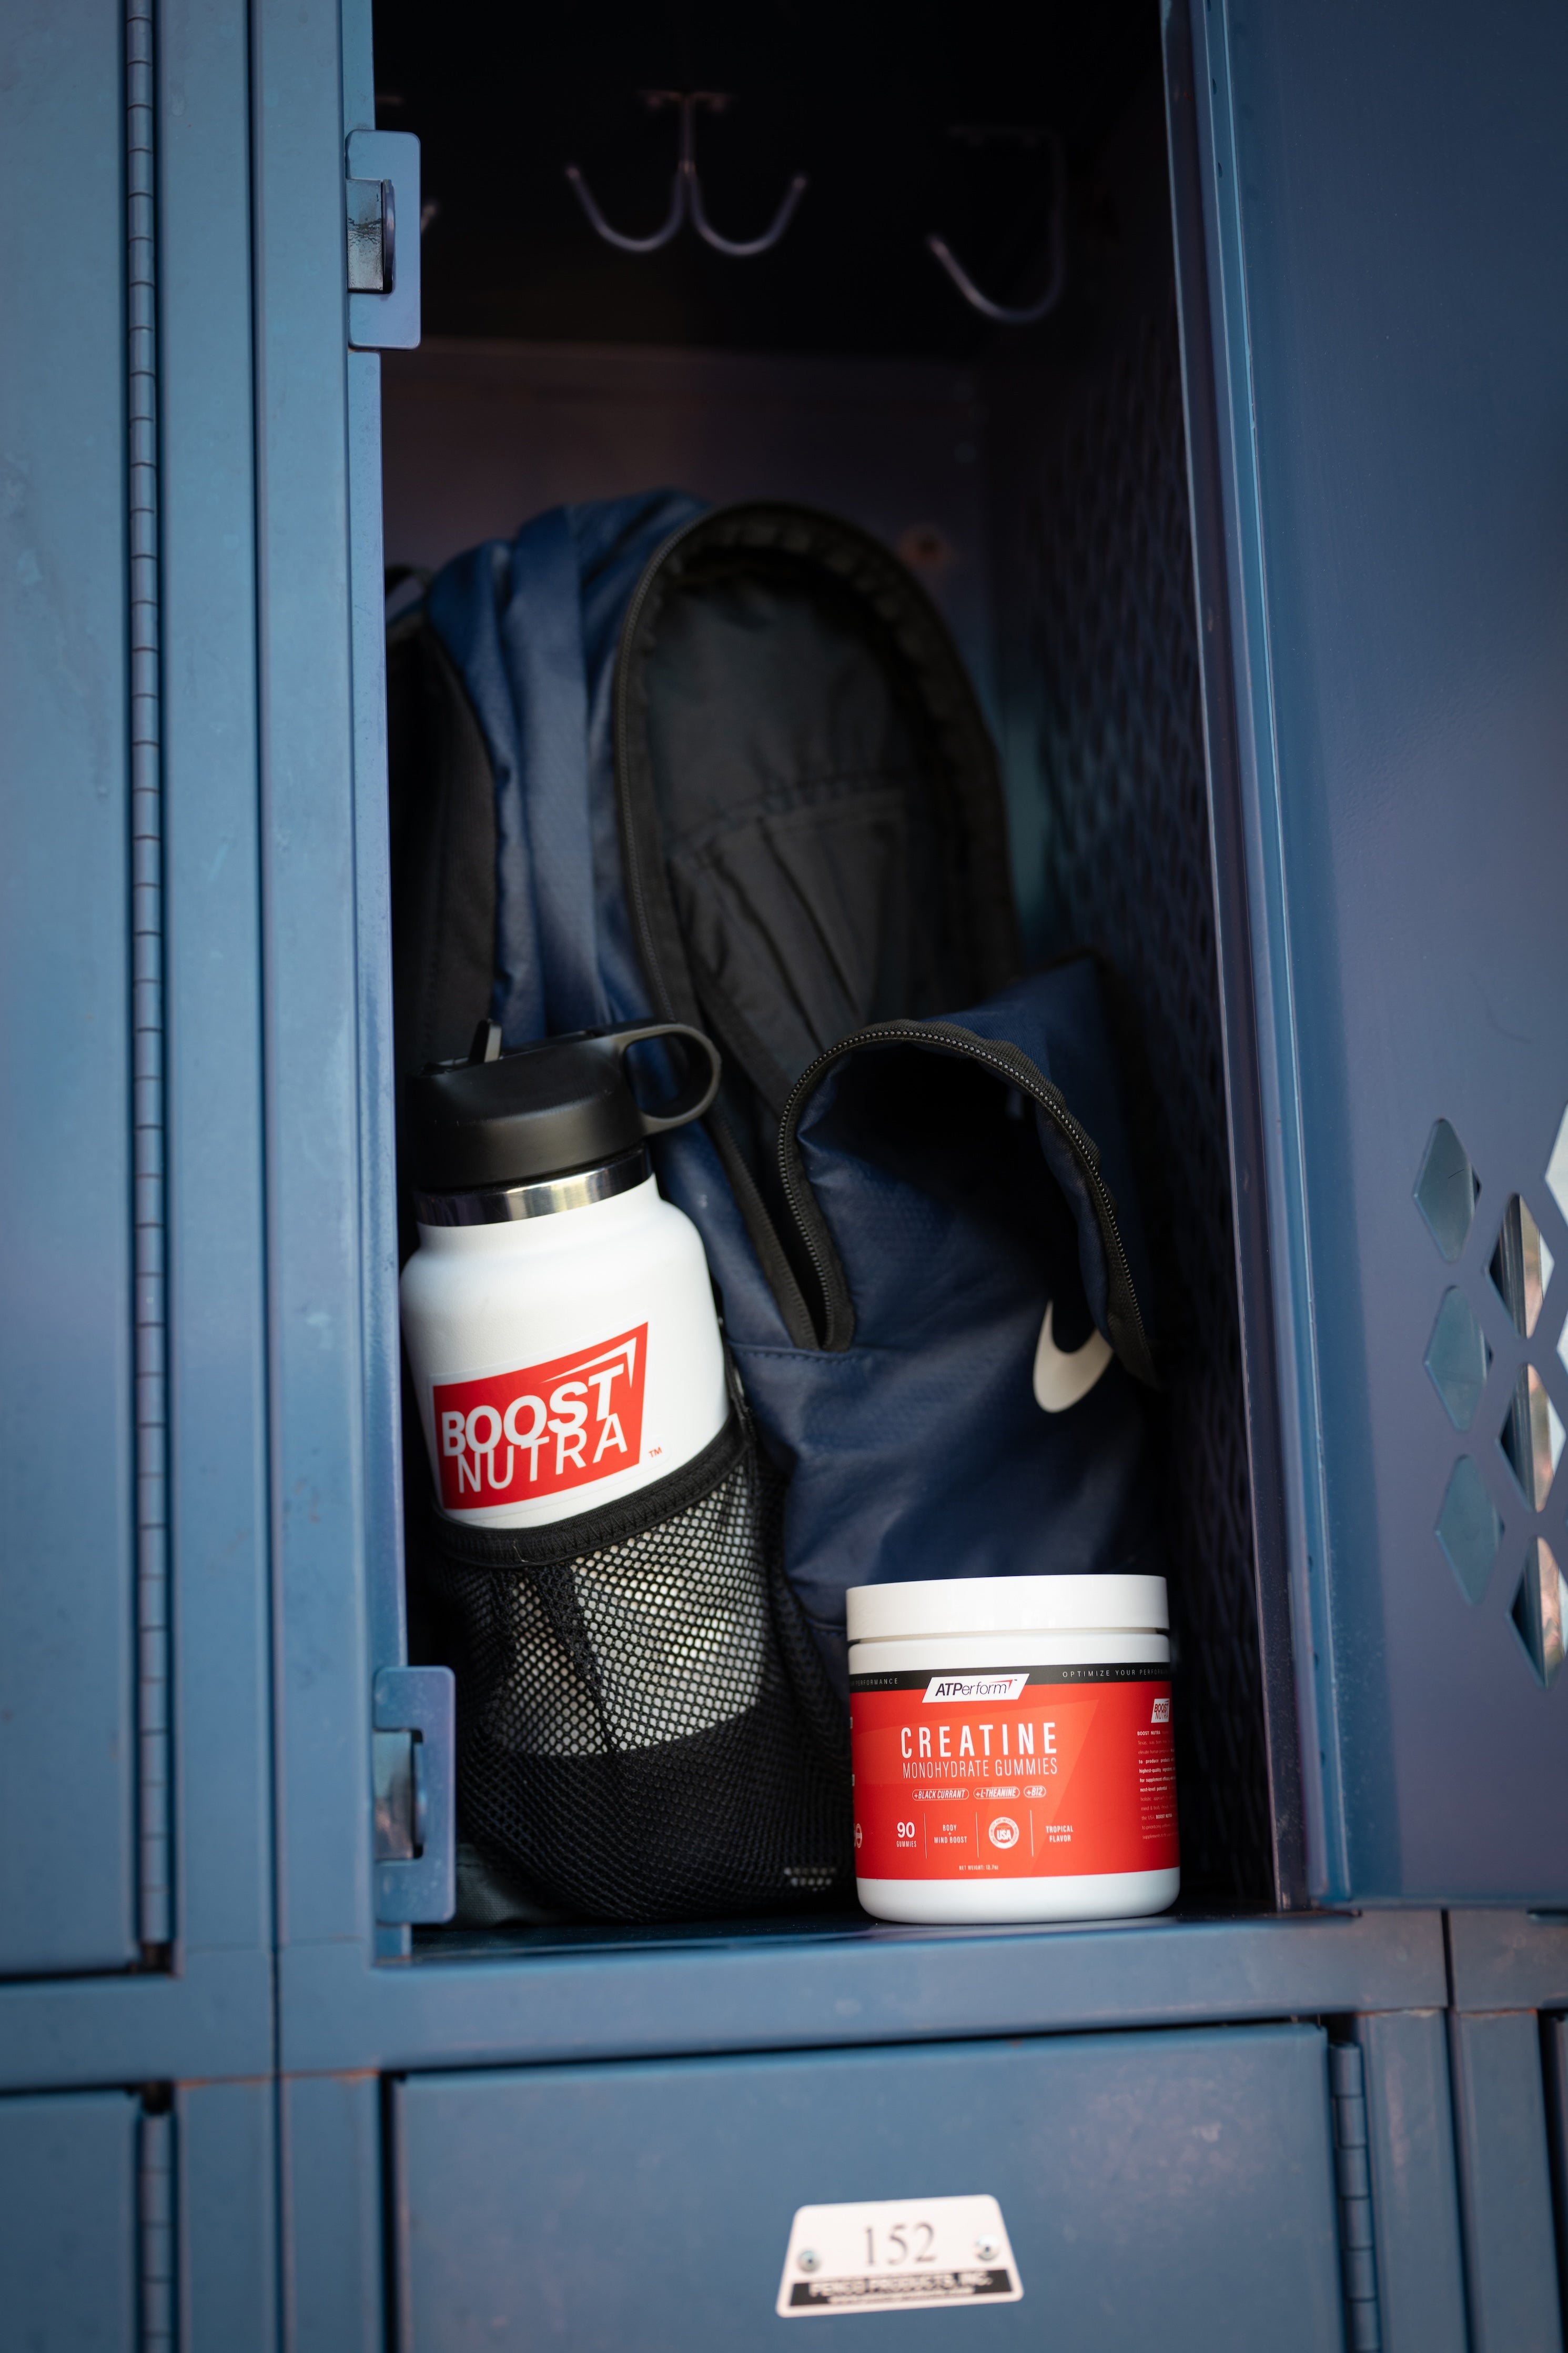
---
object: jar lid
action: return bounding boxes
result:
[846,1573,1168,1643]
[405,1019,721,1194]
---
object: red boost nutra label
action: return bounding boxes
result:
[850,1665,1178,1880]
[431,1324,648,1512]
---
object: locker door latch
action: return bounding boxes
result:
[346,174,394,293]
[372,1665,455,1923]
[346,129,421,350]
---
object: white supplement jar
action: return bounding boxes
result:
[847,1573,1179,1924]
[400,1021,728,1530]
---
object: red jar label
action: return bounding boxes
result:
[849,1665,1178,1880]
[431,1324,648,1512]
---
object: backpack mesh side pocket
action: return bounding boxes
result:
[424,1412,853,1922]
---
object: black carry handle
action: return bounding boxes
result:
[605,1021,723,1135]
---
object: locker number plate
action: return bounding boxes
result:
[776,2194,1023,2317]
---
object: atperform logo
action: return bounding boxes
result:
[432,1325,647,1511]
[922,1673,1030,1705]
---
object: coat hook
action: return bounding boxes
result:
[565,92,807,259]
[926,127,1067,325]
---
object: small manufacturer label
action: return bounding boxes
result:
[431,1324,646,1512]
[922,1672,1030,1704]
[776,2194,1022,2318]
[849,1664,1178,1882]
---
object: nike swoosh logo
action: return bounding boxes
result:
[1033,1300,1114,1413]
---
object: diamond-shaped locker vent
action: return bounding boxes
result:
[1510,1537,1566,1687]
[1435,1456,1503,1603]
[1499,1365,1564,1509]
[1424,1288,1491,1430]
[1546,1104,1568,1225]
[1414,1119,1478,1260]
[1489,1195,1553,1337]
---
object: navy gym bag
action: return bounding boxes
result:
[389,492,1163,1689]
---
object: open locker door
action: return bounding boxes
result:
[1168,0,1568,1901]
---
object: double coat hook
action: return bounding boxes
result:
[566,91,808,259]
[926,127,1067,325]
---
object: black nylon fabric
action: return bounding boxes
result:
[387,605,498,1264]
[614,507,1020,1255]
[642,557,1002,1108]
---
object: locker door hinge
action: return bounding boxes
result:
[346,129,420,349]
[373,1665,455,1923]
[1330,2042,1382,2352]
[138,2098,175,2353]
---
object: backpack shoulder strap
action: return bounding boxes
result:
[387,602,497,1083]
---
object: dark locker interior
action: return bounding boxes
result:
[372,0,1281,1920]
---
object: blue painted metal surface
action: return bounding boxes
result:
[1449,2008,1564,2351]
[1161,0,1307,1901]
[180,2078,279,2353]
[0,0,275,2082]
[0,1947,272,2093]
[246,0,414,2053]
[346,129,422,351]
[349,323,408,1734]
[127,0,176,1955]
[0,0,137,1977]
[1545,2013,1568,2318]
[1448,1908,1568,2013]
[285,2072,385,2353]
[0,2089,138,2350]
[1327,2042,1381,2349]
[1351,2008,1468,2353]
[1180,0,1568,1899]
[375,1667,456,1926]
[394,2026,1343,2351]
[158,0,276,1984]
[341,0,417,1960]
[280,1905,1446,2077]
[139,2102,176,2348]
[0,0,276,2076]
[252,0,378,1970]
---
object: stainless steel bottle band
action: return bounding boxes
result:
[413,1146,651,1226]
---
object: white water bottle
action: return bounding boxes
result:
[400,1021,728,1530]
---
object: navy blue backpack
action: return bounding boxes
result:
[388,491,1162,1920]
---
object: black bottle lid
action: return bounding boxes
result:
[406,1021,722,1195]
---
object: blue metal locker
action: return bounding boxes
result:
[0,2082,279,2353]
[0,2092,139,2352]
[1175,0,1568,1902]
[1445,1913,1568,2349]
[0,39,276,2353]
[395,2029,1347,2352]
[2,0,145,1980]
[4,0,1568,2339]
[0,0,275,2093]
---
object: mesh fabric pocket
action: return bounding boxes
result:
[426,1412,853,1922]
